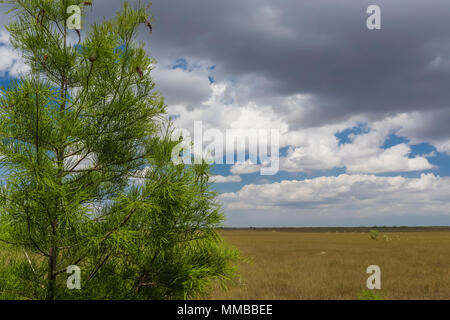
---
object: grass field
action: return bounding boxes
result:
[208,228,450,300]
[1,228,448,300]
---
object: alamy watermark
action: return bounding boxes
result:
[367,5,381,30]
[366,265,381,290]
[66,4,382,31]
[67,5,82,30]
[66,265,81,290]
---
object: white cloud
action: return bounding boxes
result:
[158,66,435,175]
[0,30,9,43]
[153,65,212,109]
[230,160,261,175]
[344,144,434,174]
[220,173,450,217]
[64,152,96,172]
[211,175,242,183]
[280,116,434,174]
[0,30,28,77]
[434,140,450,154]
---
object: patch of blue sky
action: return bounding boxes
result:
[375,171,432,179]
[382,133,409,149]
[409,142,435,157]
[171,58,188,70]
[279,146,290,157]
[0,75,12,88]
[171,59,217,83]
[426,150,450,177]
[208,65,216,84]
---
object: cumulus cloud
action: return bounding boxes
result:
[210,175,242,183]
[230,161,261,175]
[345,144,434,173]
[434,140,450,154]
[162,72,436,175]
[220,173,450,216]
[281,130,434,174]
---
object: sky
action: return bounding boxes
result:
[1,0,450,227]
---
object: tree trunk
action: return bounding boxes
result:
[46,247,57,300]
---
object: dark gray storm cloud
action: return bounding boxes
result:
[3,0,450,131]
[81,0,450,129]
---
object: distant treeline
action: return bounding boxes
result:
[218,226,450,233]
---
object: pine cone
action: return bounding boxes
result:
[136,67,144,78]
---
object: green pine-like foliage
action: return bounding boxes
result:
[0,0,238,300]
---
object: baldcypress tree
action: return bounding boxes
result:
[0,0,238,300]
